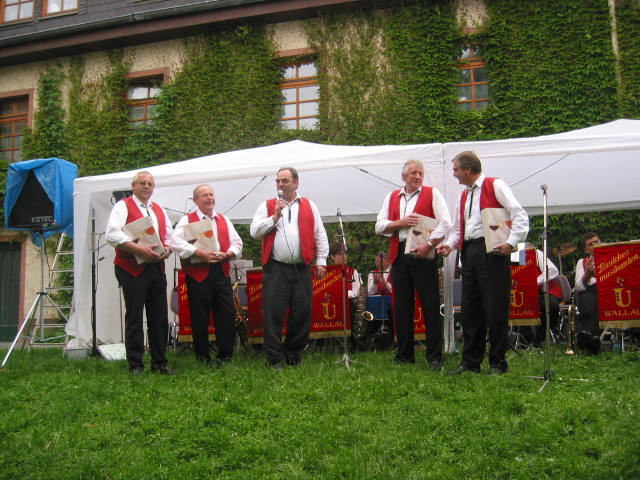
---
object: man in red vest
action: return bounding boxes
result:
[438,151,529,375]
[250,167,329,369]
[105,171,173,374]
[170,184,243,367]
[375,159,452,370]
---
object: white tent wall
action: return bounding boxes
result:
[68,141,448,349]
[67,120,640,352]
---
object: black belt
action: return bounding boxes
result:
[464,237,485,245]
[270,258,307,268]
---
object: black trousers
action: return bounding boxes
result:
[185,264,236,361]
[459,239,511,370]
[115,264,169,370]
[577,285,600,334]
[391,246,442,364]
[262,260,312,365]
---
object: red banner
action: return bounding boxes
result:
[509,249,540,326]
[246,264,352,342]
[593,241,640,328]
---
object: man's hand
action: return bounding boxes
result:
[137,244,163,263]
[315,265,327,279]
[436,244,452,257]
[492,242,513,256]
[411,242,433,259]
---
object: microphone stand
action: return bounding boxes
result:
[540,185,553,388]
[527,185,589,392]
[335,209,360,370]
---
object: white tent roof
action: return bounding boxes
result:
[68,119,640,350]
[443,119,640,215]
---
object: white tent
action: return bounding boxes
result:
[67,119,640,351]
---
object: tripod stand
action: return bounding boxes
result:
[2,231,69,367]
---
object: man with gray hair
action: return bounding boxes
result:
[376,159,452,370]
[105,171,174,374]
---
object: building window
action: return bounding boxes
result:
[2,0,34,22]
[457,41,490,111]
[280,61,319,130]
[126,77,163,128]
[0,97,29,163]
[43,0,78,16]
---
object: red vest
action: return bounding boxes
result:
[387,187,435,264]
[114,196,167,277]
[262,197,316,266]
[458,177,505,250]
[180,211,231,281]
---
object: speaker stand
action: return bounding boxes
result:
[1,231,69,368]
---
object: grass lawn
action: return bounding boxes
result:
[1,344,638,480]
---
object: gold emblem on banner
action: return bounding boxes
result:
[613,277,632,307]
[321,293,337,320]
[510,290,525,308]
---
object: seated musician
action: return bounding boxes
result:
[329,243,360,300]
[574,232,602,353]
[366,252,393,336]
[525,243,562,346]
[367,252,392,296]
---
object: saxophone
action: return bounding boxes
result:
[232,278,250,350]
[352,273,374,340]
[565,297,577,355]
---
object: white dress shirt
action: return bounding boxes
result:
[250,194,329,266]
[375,186,452,241]
[367,271,392,295]
[170,207,243,260]
[535,249,559,287]
[445,174,529,249]
[575,257,597,292]
[105,195,174,248]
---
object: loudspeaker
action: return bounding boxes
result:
[7,170,55,230]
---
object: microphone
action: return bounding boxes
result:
[540,184,547,192]
[277,190,283,199]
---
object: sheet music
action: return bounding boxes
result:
[481,208,512,254]
[404,214,440,259]
[121,216,166,264]
[183,219,219,263]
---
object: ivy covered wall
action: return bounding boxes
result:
[7,0,639,274]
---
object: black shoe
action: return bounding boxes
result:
[151,364,175,375]
[286,357,301,367]
[394,356,415,365]
[487,367,507,376]
[129,366,144,375]
[448,364,481,375]
[428,361,443,372]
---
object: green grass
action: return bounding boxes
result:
[1,345,638,480]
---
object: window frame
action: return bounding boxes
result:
[0,90,33,164]
[456,40,490,111]
[41,0,79,18]
[124,69,168,128]
[276,49,319,130]
[1,0,35,24]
